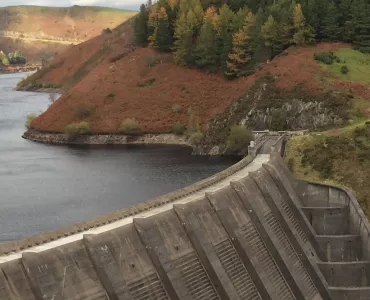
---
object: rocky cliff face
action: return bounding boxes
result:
[201,74,352,154]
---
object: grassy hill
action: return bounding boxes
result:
[0,5,137,63]
[285,47,370,218]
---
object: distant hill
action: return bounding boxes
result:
[0,5,137,63]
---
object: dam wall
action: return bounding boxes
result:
[1,139,370,299]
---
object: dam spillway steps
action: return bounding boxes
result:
[1,149,370,299]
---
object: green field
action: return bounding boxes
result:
[320,48,370,84]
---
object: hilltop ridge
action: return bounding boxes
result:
[0,5,137,63]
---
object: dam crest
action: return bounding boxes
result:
[0,134,369,300]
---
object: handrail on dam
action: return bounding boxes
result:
[0,135,273,256]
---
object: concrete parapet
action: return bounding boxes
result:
[0,154,255,256]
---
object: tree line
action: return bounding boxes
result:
[0,50,27,66]
[134,0,370,77]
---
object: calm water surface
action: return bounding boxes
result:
[0,73,238,242]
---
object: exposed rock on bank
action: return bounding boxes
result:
[15,85,63,94]
[23,129,189,147]
[202,74,353,152]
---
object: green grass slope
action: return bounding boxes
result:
[319,48,370,84]
[286,47,370,217]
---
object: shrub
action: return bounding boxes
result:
[187,113,201,134]
[76,105,93,120]
[341,65,349,74]
[137,78,156,87]
[64,121,91,136]
[102,28,112,34]
[107,92,116,98]
[227,125,253,154]
[172,123,186,135]
[146,55,161,68]
[25,113,37,128]
[119,118,142,134]
[314,51,339,65]
[270,110,288,131]
[172,104,182,114]
[189,131,203,145]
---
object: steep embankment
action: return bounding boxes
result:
[285,47,370,218]
[28,40,353,137]
[0,5,136,63]
[18,20,135,91]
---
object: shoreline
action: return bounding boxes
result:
[0,67,40,74]
[23,129,192,148]
[15,86,63,94]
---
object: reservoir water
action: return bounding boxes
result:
[0,73,238,243]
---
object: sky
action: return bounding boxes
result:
[0,0,142,10]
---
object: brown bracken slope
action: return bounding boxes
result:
[30,23,358,134]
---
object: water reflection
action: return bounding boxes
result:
[0,73,238,242]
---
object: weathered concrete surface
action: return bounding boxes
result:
[1,145,370,299]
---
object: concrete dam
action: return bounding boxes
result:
[0,135,369,300]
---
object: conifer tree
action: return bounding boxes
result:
[153,7,173,52]
[233,7,250,31]
[173,0,204,65]
[292,3,315,45]
[340,0,354,41]
[227,12,255,77]
[173,13,194,65]
[261,15,279,54]
[214,4,237,74]
[351,0,370,52]
[194,7,218,71]
[134,4,149,46]
[322,1,340,41]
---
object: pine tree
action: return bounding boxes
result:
[292,3,315,46]
[261,15,279,54]
[340,0,354,41]
[134,4,149,47]
[227,12,255,78]
[147,6,159,46]
[153,7,173,52]
[173,0,204,65]
[194,8,218,72]
[352,0,370,52]
[322,1,340,41]
[214,4,237,74]
[233,7,250,31]
[173,13,194,65]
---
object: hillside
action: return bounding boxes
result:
[27,36,355,136]
[283,46,370,218]
[0,5,137,63]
